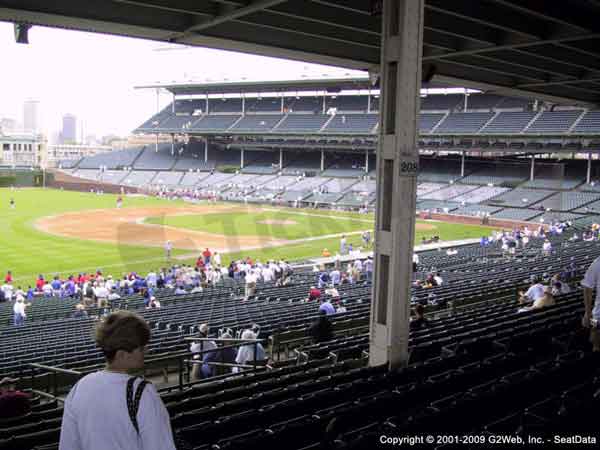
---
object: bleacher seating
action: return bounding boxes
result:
[322,114,377,133]
[274,114,330,132]
[121,170,157,187]
[179,172,209,187]
[420,184,478,201]
[488,188,555,208]
[451,186,509,203]
[459,165,529,187]
[173,141,214,171]
[78,147,143,170]
[416,200,460,212]
[231,115,284,132]
[434,112,495,134]
[419,113,445,132]
[152,171,184,186]
[189,115,241,131]
[535,191,600,211]
[525,110,583,134]
[417,182,445,197]
[155,114,197,132]
[480,111,536,133]
[97,170,128,185]
[134,144,176,170]
[3,226,600,449]
[491,208,541,221]
[572,110,600,134]
[451,204,501,217]
[136,105,172,131]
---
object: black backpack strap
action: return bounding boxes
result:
[126,376,149,435]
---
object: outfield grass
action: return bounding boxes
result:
[0,188,188,284]
[0,188,495,284]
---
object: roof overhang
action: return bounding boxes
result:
[2,1,600,105]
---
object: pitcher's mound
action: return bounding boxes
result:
[258,219,298,226]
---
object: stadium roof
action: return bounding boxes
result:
[2,1,600,104]
[136,77,378,96]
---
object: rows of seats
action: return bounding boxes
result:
[480,111,536,133]
[490,207,542,221]
[274,115,330,132]
[488,188,555,208]
[525,110,583,134]
[322,114,378,133]
[134,145,176,170]
[420,184,478,201]
[451,186,509,204]
[434,112,495,134]
[3,230,600,449]
[535,191,600,212]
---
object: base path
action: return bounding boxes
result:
[35,204,291,253]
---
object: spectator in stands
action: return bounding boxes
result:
[364,257,373,282]
[59,310,177,450]
[412,253,419,272]
[4,270,12,284]
[190,323,216,379]
[317,270,330,289]
[233,329,265,373]
[244,269,257,301]
[73,303,88,319]
[13,296,30,326]
[202,247,212,264]
[201,332,237,378]
[322,248,331,257]
[309,311,334,344]
[308,286,321,302]
[335,301,347,314]
[1,281,13,301]
[410,304,428,330]
[542,239,552,255]
[582,256,600,352]
[519,287,555,313]
[0,377,30,419]
[319,297,336,315]
[519,278,546,304]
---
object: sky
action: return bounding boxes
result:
[0,21,365,139]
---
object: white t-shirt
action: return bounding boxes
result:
[412,254,419,264]
[13,302,25,316]
[59,371,176,450]
[582,257,600,319]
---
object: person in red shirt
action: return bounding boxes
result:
[0,377,30,419]
[202,248,212,264]
[308,286,321,302]
[4,271,12,284]
[35,275,45,292]
[196,257,205,269]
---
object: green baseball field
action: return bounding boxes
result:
[0,188,494,286]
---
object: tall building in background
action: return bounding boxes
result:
[61,113,77,144]
[23,99,41,134]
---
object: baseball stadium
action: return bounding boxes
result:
[1,1,600,450]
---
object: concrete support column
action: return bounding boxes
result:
[279,148,283,171]
[241,148,245,169]
[365,149,369,173]
[320,149,325,172]
[369,0,424,369]
[204,138,208,163]
[367,92,372,113]
[530,154,535,181]
[205,94,209,114]
[172,94,175,113]
[281,96,284,113]
[171,134,175,156]
[242,96,245,114]
[588,152,592,184]
[461,151,465,177]
[155,133,159,153]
